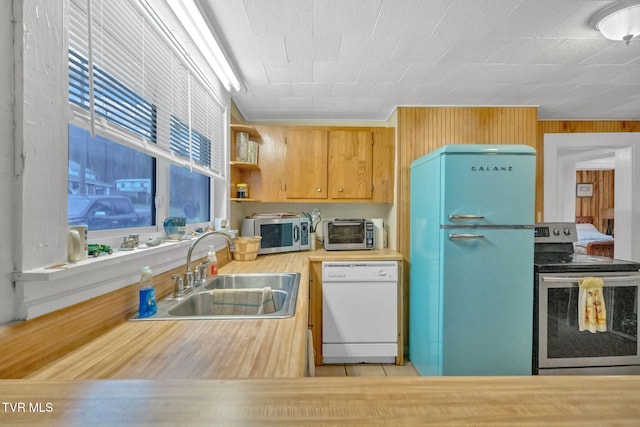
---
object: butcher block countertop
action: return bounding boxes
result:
[2,376,640,425]
[29,249,402,380]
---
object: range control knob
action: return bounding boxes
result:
[553,228,560,236]
[563,228,572,236]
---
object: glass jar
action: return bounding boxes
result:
[235,132,249,162]
[236,183,248,199]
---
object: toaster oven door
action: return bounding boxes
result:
[324,220,367,250]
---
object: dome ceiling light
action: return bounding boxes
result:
[589,0,640,45]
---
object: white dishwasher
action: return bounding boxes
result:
[322,261,398,364]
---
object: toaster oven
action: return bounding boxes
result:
[323,219,374,251]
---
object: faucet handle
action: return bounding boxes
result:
[184,271,194,291]
[198,262,208,283]
[171,274,184,298]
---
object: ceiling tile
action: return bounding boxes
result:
[276,96,313,110]
[313,62,361,83]
[201,0,640,121]
[438,38,509,64]
[284,36,342,62]
[339,35,399,62]
[314,0,383,36]
[264,62,312,83]
[291,83,334,97]
[357,62,409,83]
[373,0,452,38]
[332,82,375,97]
[244,0,313,36]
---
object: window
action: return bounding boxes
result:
[67,0,229,234]
[68,124,155,231]
[170,115,211,168]
[68,50,157,143]
[170,165,210,223]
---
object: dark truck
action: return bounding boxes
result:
[68,195,151,230]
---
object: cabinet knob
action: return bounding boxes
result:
[316,187,321,192]
[338,187,343,192]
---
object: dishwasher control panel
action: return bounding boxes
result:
[322,261,398,282]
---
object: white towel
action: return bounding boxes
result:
[578,277,607,333]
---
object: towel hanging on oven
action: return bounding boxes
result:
[578,277,607,333]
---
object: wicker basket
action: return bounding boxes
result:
[233,236,261,261]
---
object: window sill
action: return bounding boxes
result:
[13,234,234,320]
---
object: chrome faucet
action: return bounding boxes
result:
[184,231,236,291]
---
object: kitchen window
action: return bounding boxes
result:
[68,0,227,234]
[68,124,155,231]
[170,164,210,223]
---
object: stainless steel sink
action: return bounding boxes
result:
[131,272,300,321]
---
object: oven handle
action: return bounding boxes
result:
[541,275,640,283]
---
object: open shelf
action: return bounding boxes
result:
[231,124,262,141]
[230,161,260,170]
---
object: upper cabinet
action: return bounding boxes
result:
[285,129,328,199]
[233,124,395,204]
[327,129,373,199]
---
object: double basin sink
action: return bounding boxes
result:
[133,272,300,320]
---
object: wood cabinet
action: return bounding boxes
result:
[229,124,395,203]
[327,130,373,199]
[283,127,393,202]
[308,261,323,366]
[284,129,328,199]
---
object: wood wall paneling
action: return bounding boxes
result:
[576,170,615,234]
[0,253,225,379]
[396,107,540,356]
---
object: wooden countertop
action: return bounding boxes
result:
[29,249,402,380]
[308,248,403,262]
[3,376,640,425]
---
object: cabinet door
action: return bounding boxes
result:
[285,129,328,199]
[309,262,323,365]
[328,130,373,199]
[372,128,395,203]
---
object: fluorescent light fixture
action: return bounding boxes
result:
[167,0,241,91]
[589,0,640,45]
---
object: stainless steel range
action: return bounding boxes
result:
[533,222,640,375]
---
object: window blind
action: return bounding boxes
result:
[68,0,227,178]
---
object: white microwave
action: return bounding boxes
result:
[241,216,310,254]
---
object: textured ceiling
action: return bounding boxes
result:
[200,0,640,122]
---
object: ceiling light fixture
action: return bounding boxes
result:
[167,0,241,91]
[589,0,640,46]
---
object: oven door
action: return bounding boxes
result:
[324,220,366,250]
[538,272,640,373]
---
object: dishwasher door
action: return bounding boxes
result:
[322,261,398,364]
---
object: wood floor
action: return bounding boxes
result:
[315,362,419,377]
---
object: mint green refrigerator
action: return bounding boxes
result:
[409,144,536,376]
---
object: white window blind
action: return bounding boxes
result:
[68,0,227,178]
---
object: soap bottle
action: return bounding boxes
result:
[207,245,218,278]
[138,266,157,318]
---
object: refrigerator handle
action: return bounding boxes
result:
[448,233,485,241]
[449,214,485,221]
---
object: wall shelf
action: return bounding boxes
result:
[230,124,262,141]
[230,161,260,171]
[230,198,259,202]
